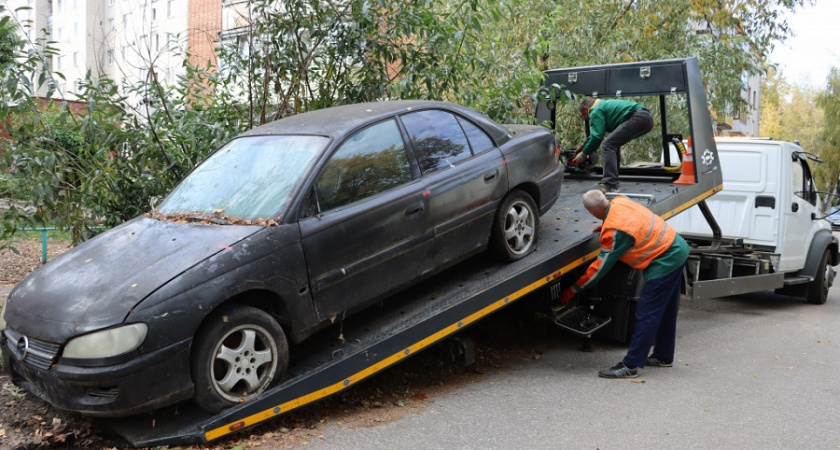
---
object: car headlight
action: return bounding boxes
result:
[63,323,148,359]
[0,304,6,331]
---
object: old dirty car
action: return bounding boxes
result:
[0,100,562,417]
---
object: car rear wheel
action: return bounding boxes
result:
[491,190,539,262]
[191,306,289,413]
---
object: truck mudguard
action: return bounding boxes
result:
[798,229,839,279]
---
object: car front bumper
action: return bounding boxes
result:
[1,331,194,417]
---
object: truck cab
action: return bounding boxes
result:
[667,138,838,304]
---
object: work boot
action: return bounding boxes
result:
[597,183,620,193]
[646,356,673,367]
[598,362,638,378]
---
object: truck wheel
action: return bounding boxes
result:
[191,306,289,413]
[806,250,832,305]
[491,190,539,262]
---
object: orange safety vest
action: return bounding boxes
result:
[602,196,676,270]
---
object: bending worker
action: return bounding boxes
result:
[560,190,689,378]
[572,96,654,193]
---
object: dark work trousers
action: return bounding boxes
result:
[622,264,683,368]
[600,109,654,189]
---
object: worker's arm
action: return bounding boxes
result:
[571,228,634,292]
[580,109,606,155]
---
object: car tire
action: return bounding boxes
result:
[806,249,831,305]
[191,305,289,413]
[490,190,539,262]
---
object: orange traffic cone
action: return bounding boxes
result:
[673,137,696,185]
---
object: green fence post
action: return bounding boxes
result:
[41,228,48,264]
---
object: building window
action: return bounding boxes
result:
[56,55,63,70]
[108,0,115,6]
[56,26,63,40]
[73,51,78,67]
[152,8,157,20]
[109,18,115,32]
[167,0,173,17]
[107,50,114,65]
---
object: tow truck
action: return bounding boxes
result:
[106,57,723,447]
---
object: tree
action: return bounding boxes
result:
[817,67,840,203]
[478,0,812,118]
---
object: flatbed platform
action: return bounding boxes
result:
[106,173,708,447]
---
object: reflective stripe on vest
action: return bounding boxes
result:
[602,197,676,270]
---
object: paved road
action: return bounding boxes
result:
[300,286,840,450]
[2,282,838,449]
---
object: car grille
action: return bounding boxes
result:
[3,328,61,371]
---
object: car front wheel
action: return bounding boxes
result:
[491,190,539,262]
[191,305,289,413]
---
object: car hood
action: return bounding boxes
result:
[6,217,263,342]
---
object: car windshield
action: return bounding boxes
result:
[157,135,328,221]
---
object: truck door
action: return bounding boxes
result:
[778,152,818,271]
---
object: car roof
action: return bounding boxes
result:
[239,100,512,146]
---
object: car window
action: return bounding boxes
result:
[315,119,411,212]
[158,135,327,220]
[401,110,471,175]
[457,116,494,154]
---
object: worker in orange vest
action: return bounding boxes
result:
[560,190,689,378]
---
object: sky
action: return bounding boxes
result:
[768,0,840,88]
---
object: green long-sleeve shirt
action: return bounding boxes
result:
[580,99,645,155]
[574,229,690,292]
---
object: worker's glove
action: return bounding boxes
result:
[572,152,587,166]
[559,287,577,306]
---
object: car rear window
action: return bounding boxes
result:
[158,135,327,220]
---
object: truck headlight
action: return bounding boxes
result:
[63,323,147,359]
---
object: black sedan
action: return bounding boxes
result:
[0,100,562,416]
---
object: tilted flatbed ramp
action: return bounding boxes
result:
[108,57,724,446]
[106,177,715,447]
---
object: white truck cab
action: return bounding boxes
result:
[667,138,838,303]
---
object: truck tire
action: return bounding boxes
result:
[806,250,831,305]
[191,306,289,413]
[490,190,539,262]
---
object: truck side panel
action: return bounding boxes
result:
[667,141,780,246]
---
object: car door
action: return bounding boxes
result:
[298,118,436,320]
[399,110,508,267]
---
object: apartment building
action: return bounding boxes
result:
[3,0,226,99]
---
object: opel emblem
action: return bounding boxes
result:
[16,335,29,360]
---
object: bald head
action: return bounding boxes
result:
[582,189,609,219]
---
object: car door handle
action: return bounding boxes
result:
[484,169,499,183]
[792,203,799,212]
[406,203,425,218]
